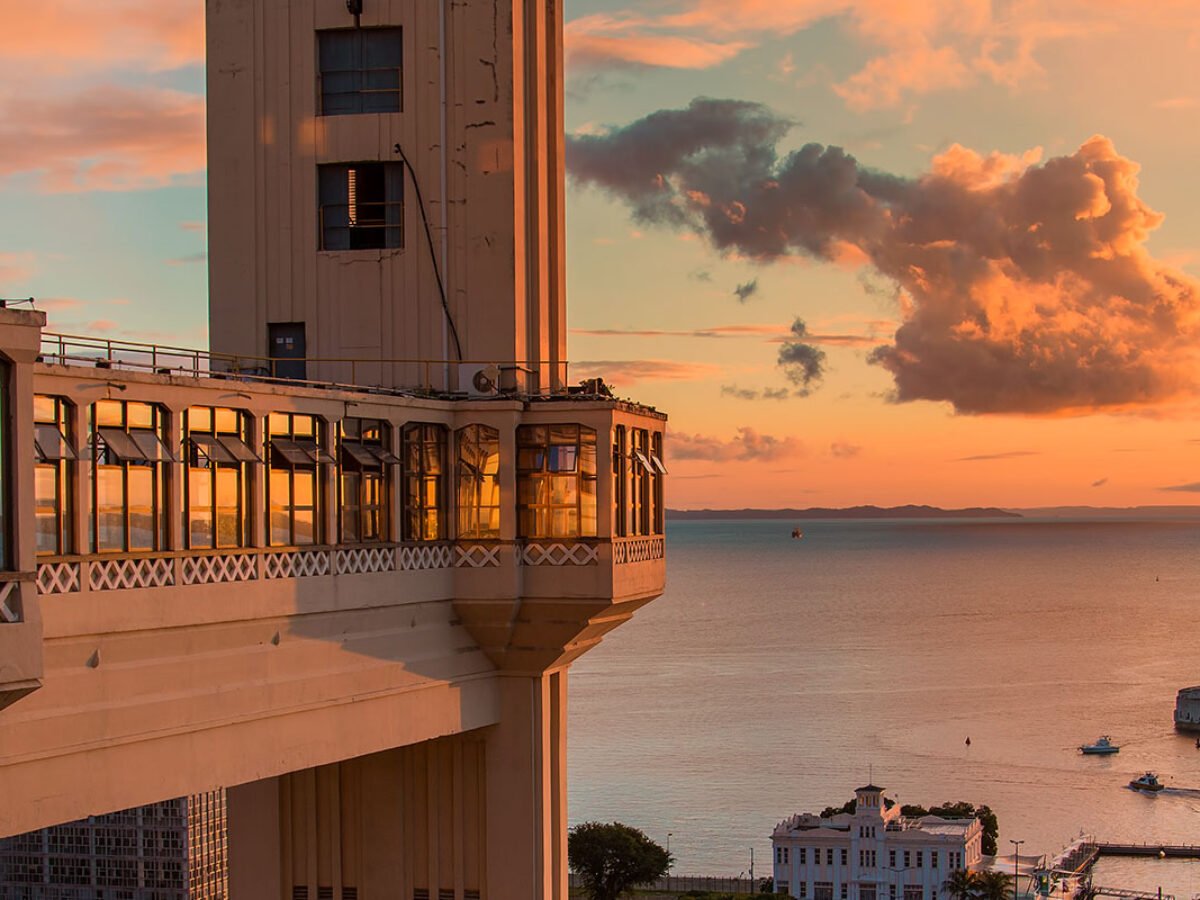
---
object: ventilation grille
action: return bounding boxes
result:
[293,888,309,900]
[465,891,481,900]
[319,889,334,900]
[343,890,359,900]
[413,891,430,900]
[439,891,455,900]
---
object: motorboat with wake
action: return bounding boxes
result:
[1079,735,1120,755]
[1129,772,1164,792]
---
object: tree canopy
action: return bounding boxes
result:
[942,869,1013,900]
[568,821,671,900]
[899,802,999,856]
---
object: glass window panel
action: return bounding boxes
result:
[293,471,315,505]
[95,401,125,427]
[188,407,212,432]
[483,508,501,536]
[549,424,579,445]
[215,469,239,507]
[547,446,578,473]
[190,509,214,549]
[190,435,235,464]
[216,506,241,548]
[127,467,154,511]
[36,508,59,555]
[98,509,125,552]
[269,470,292,502]
[520,426,546,446]
[126,403,154,430]
[293,509,315,545]
[517,449,544,471]
[549,476,578,505]
[129,508,155,551]
[518,478,546,506]
[422,510,440,541]
[189,469,212,506]
[270,510,292,546]
[33,394,55,423]
[423,443,443,474]
[131,429,174,462]
[579,444,597,476]
[96,467,126,509]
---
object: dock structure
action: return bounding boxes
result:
[1095,844,1200,860]
[1087,887,1174,900]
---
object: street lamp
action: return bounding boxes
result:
[1010,840,1025,900]
[667,833,673,883]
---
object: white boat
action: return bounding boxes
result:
[1129,772,1164,792]
[1079,735,1119,755]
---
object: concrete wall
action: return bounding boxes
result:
[207,0,568,390]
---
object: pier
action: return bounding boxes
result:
[1095,844,1200,860]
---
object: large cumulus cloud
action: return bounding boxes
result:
[567,98,1200,415]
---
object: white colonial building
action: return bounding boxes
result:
[772,786,984,900]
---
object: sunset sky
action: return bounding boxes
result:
[2,1,1199,509]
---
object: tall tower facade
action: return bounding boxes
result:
[207,0,567,391]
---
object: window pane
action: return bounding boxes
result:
[190,508,214,549]
[293,508,315,545]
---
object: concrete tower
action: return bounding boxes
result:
[207,0,568,393]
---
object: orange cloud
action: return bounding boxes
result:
[670,426,804,462]
[573,359,721,386]
[0,1,203,72]
[0,252,35,287]
[569,99,1200,415]
[566,1,1200,108]
[0,85,205,192]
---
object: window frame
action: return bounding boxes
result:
[88,400,173,554]
[402,423,448,542]
[612,425,627,538]
[317,26,404,116]
[0,360,10,570]
[266,413,331,547]
[456,424,501,540]
[318,162,404,251]
[33,394,77,558]
[338,417,398,544]
[516,424,598,540]
[184,407,258,550]
[629,428,652,536]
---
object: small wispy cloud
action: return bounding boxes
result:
[671,426,803,462]
[180,221,206,233]
[733,279,759,303]
[830,441,862,459]
[1153,97,1199,110]
[956,451,1040,462]
[721,384,789,401]
[1091,477,1109,488]
[1160,481,1200,493]
[574,358,720,385]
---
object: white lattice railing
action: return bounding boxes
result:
[0,580,21,623]
[334,546,396,575]
[398,544,454,571]
[454,544,501,568]
[181,554,258,586]
[89,557,176,592]
[38,561,82,595]
[519,542,599,567]
[264,549,332,580]
[613,536,666,565]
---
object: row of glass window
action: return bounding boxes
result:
[33,397,660,556]
[611,425,667,538]
[781,847,944,870]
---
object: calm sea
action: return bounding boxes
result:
[569,518,1200,896]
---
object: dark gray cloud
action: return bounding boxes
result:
[670,426,803,462]
[830,441,862,459]
[721,383,789,401]
[1091,477,1109,487]
[1160,481,1200,493]
[567,97,1200,415]
[777,318,827,394]
[733,279,759,302]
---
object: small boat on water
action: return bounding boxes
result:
[792,528,804,539]
[1129,772,1164,792]
[1079,735,1120,755]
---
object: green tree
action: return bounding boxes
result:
[974,806,999,856]
[973,870,1013,900]
[568,821,671,900]
[944,869,978,900]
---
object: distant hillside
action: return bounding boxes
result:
[1013,505,1200,519]
[666,505,1022,520]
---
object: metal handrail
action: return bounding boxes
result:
[38,331,572,395]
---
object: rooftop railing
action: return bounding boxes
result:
[38,332,578,399]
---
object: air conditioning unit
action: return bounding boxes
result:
[462,363,501,397]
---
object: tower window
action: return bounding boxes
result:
[319,163,404,251]
[318,27,403,115]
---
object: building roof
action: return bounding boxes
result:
[856,784,885,792]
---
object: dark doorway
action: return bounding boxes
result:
[268,323,307,381]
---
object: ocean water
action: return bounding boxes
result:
[569,518,1200,896]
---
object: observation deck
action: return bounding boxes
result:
[0,308,667,838]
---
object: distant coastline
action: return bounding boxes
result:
[667,505,1021,520]
[666,504,1200,520]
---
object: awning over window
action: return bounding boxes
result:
[96,427,148,462]
[217,434,262,463]
[188,434,237,464]
[632,450,653,472]
[271,438,335,466]
[340,442,383,470]
[34,423,77,462]
[651,455,669,475]
[367,445,401,466]
[130,429,178,463]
